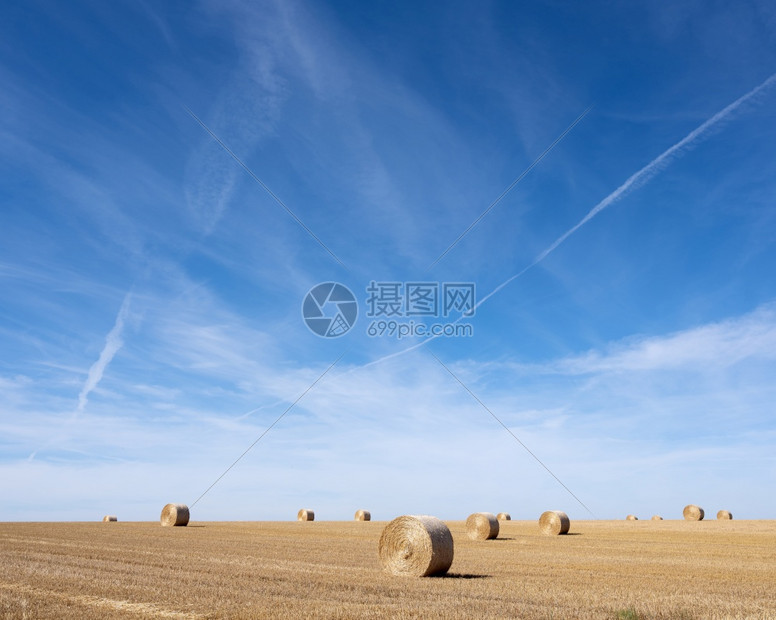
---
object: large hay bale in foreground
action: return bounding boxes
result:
[683,504,704,521]
[651,515,663,521]
[626,515,638,521]
[466,512,499,540]
[539,510,570,535]
[496,512,511,521]
[297,508,315,521]
[378,515,453,577]
[717,510,733,520]
[355,509,371,521]
[160,503,189,527]
[102,515,117,522]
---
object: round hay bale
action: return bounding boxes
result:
[378,515,453,577]
[102,515,117,522]
[160,503,189,527]
[466,512,499,540]
[626,514,638,521]
[354,509,371,521]
[496,512,511,521]
[539,510,570,535]
[297,508,315,521]
[716,510,733,520]
[683,504,704,521]
[651,515,663,521]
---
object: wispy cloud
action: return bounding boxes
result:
[547,303,776,375]
[5,291,776,519]
[184,2,289,235]
[205,0,486,268]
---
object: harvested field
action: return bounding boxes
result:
[1,519,775,619]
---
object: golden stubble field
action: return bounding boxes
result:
[1,519,774,619]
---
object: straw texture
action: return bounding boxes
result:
[297,508,315,521]
[160,503,189,527]
[378,515,453,577]
[539,510,570,535]
[466,512,499,540]
[683,504,704,521]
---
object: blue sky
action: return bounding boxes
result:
[1,0,775,521]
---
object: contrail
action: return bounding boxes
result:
[475,71,776,309]
[76,293,132,413]
[360,72,776,369]
[28,293,132,461]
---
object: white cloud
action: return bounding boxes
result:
[545,303,776,374]
[2,297,776,519]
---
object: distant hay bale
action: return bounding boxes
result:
[626,515,638,521]
[717,510,733,520]
[102,515,117,522]
[297,508,315,521]
[496,512,511,521]
[466,512,499,540]
[683,504,705,521]
[651,515,663,521]
[160,503,189,527]
[355,509,371,521]
[539,510,570,535]
[378,515,453,577]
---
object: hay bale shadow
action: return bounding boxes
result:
[435,573,490,579]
